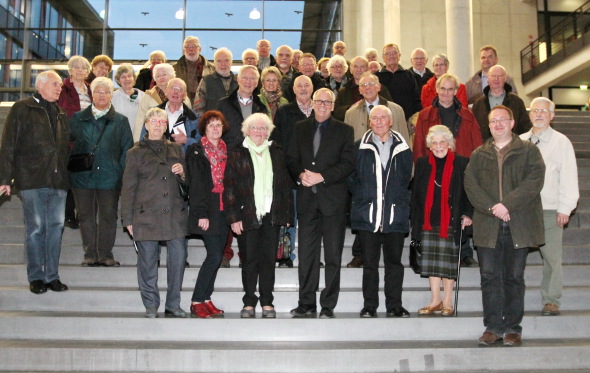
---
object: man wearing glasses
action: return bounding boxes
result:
[284,53,328,102]
[173,36,215,105]
[287,88,355,318]
[409,48,433,90]
[465,105,545,347]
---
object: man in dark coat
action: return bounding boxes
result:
[287,88,355,318]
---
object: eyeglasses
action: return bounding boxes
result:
[383,52,399,57]
[93,90,111,96]
[169,86,185,93]
[411,57,425,61]
[249,126,268,132]
[489,118,511,125]
[531,109,551,114]
[72,66,88,71]
[330,65,344,69]
[207,122,222,128]
[370,115,389,122]
[360,81,377,88]
[148,119,167,126]
[313,100,334,106]
[438,87,456,93]
[264,78,279,84]
[301,63,315,68]
[184,44,200,49]
[433,63,447,68]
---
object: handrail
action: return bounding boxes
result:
[520,0,590,81]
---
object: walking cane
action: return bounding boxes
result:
[454,224,463,317]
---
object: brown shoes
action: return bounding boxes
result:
[418,301,443,315]
[346,256,363,268]
[542,303,560,316]
[478,331,502,346]
[503,333,522,346]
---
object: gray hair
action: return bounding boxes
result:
[90,76,114,92]
[326,55,349,74]
[35,70,61,90]
[530,97,555,112]
[364,48,378,59]
[432,54,449,68]
[238,65,260,80]
[435,73,460,90]
[276,45,293,57]
[183,36,201,48]
[369,105,393,123]
[241,112,275,137]
[166,77,187,92]
[152,63,175,78]
[214,47,233,62]
[313,87,335,102]
[114,63,136,85]
[359,71,380,84]
[425,124,456,151]
[145,107,168,124]
[350,56,369,66]
[411,48,427,59]
[149,50,166,63]
[67,55,91,71]
[242,48,259,63]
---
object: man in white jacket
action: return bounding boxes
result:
[520,97,579,316]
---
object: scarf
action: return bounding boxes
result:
[261,88,283,119]
[201,136,227,210]
[245,136,273,220]
[155,86,167,103]
[423,150,454,238]
[92,104,111,120]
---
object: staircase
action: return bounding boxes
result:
[0,110,589,372]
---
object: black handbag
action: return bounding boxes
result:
[67,121,109,173]
[409,239,422,274]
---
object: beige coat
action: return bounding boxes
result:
[344,96,410,144]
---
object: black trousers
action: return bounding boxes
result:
[297,196,347,310]
[241,214,280,308]
[359,230,405,310]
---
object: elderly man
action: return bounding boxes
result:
[333,56,392,120]
[410,48,434,89]
[173,36,215,104]
[138,78,200,153]
[465,105,545,347]
[275,45,297,97]
[284,53,328,102]
[368,61,381,74]
[0,70,70,294]
[345,72,408,143]
[466,45,518,104]
[292,49,303,72]
[333,41,347,57]
[193,47,238,117]
[520,97,579,317]
[472,65,531,140]
[257,39,276,70]
[350,104,413,318]
[376,43,422,120]
[242,48,259,67]
[287,88,355,318]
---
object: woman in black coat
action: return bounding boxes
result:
[411,125,473,317]
[223,113,293,318]
[186,110,230,318]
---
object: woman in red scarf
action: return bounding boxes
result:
[186,111,230,318]
[410,125,473,316]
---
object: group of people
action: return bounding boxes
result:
[0,36,580,348]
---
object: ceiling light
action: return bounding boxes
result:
[249,8,261,20]
[175,9,185,20]
[580,85,588,90]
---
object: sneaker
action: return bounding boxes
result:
[81,258,98,267]
[346,256,363,268]
[290,304,317,317]
[99,258,120,267]
[478,331,502,346]
[541,303,560,316]
[220,257,231,268]
[461,257,479,268]
[503,332,522,346]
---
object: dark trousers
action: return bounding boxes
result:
[478,223,528,336]
[241,214,280,307]
[72,188,119,262]
[192,212,230,302]
[297,197,347,310]
[359,230,405,310]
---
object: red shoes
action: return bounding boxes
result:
[191,301,224,318]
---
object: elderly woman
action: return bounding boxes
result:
[350,105,413,318]
[121,108,188,318]
[86,55,114,84]
[411,125,473,317]
[326,55,349,97]
[58,55,93,118]
[186,110,230,318]
[413,73,482,162]
[258,66,288,121]
[112,63,145,131]
[421,55,468,108]
[133,63,191,141]
[68,77,133,267]
[224,113,293,318]
[135,50,166,91]
[364,48,379,62]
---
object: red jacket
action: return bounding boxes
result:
[413,99,483,162]
[57,78,93,118]
[421,76,468,109]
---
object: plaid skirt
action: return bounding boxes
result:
[420,226,459,279]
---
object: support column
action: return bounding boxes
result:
[383,0,401,47]
[357,0,373,57]
[445,0,474,83]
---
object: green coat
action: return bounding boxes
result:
[68,106,133,190]
[464,134,545,249]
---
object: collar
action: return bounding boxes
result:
[237,92,253,105]
[365,98,380,110]
[165,101,184,115]
[92,104,112,119]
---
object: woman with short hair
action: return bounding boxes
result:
[112,63,145,131]
[135,50,166,91]
[258,66,288,120]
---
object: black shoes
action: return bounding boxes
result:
[164,308,188,318]
[46,279,68,292]
[319,307,335,318]
[387,306,410,318]
[29,280,47,294]
[278,259,294,268]
[461,257,479,268]
[290,304,317,317]
[64,218,79,229]
[360,307,377,318]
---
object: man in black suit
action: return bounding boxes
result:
[287,88,355,318]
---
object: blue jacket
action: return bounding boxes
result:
[139,102,201,153]
[68,105,133,190]
[350,129,413,233]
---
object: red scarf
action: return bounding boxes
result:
[423,150,454,238]
[201,136,227,210]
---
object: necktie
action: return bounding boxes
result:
[313,122,322,157]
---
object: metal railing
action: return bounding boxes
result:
[520,1,590,82]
